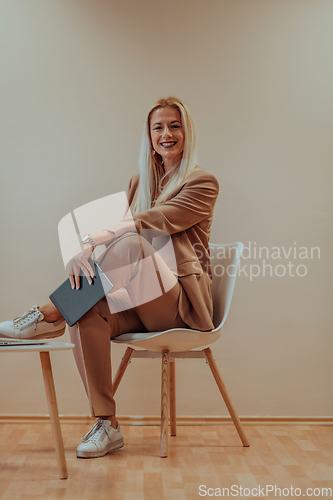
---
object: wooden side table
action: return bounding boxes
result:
[0,340,74,479]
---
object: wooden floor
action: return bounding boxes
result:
[0,422,333,499]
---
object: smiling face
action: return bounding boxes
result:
[150,106,185,171]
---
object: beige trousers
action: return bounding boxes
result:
[69,232,189,417]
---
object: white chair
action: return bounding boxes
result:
[111,242,249,457]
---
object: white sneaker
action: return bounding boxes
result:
[0,305,66,340]
[76,419,124,458]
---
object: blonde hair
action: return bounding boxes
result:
[131,96,200,214]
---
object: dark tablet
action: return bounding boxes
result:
[49,259,114,327]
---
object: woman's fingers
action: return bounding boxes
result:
[70,263,82,290]
[67,258,94,290]
[74,263,94,289]
[74,271,81,290]
[69,274,75,290]
[85,261,95,279]
[69,273,82,290]
[80,265,93,286]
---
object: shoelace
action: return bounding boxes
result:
[13,306,42,328]
[81,420,109,443]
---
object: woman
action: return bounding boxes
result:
[0,97,219,459]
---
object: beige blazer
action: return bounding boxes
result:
[125,168,219,331]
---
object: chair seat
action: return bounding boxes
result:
[112,327,222,352]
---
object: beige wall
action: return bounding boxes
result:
[0,0,332,418]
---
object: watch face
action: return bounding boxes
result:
[82,235,94,250]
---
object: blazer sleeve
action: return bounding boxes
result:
[105,172,219,239]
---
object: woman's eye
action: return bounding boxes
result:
[153,125,181,131]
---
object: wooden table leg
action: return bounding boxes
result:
[39,351,68,479]
[161,349,170,457]
[169,359,176,436]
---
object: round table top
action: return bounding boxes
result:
[0,339,75,353]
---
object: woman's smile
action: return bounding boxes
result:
[160,141,177,148]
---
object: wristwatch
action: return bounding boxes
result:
[82,234,96,252]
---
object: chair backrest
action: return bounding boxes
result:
[209,242,244,330]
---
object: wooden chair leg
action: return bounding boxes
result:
[161,349,170,457]
[39,352,68,479]
[203,347,250,447]
[112,347,134,396]
[169,359,176,436]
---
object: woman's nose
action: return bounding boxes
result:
[162,126,172,138]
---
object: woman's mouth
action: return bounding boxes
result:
[160,142,177,148]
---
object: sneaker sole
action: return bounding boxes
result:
[27,328,66,340]
[76,437,124,459]
[0,327,66,341]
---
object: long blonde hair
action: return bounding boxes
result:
[131,97,200,214]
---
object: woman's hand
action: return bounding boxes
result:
[66,244,95,290]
